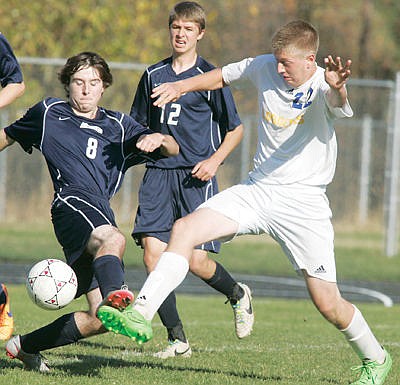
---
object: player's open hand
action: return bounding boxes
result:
[191,158,220,181]
[136,133,164,153]
[324,55,351,89]
[151,82,183,107]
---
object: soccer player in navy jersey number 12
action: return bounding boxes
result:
[1,51,178,371]
[127,1,253,358]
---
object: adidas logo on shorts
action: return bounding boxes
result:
[314,265,326,274]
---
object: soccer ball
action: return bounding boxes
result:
[26,259,78,310]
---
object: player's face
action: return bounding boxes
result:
[68,66,104,117]
[274,48,316,88]
[169,19,204,56]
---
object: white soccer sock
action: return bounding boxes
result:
[134,252,189,321]
[341,304,385,363]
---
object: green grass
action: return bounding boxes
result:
[0,223,399,282]
[1,285,398,384]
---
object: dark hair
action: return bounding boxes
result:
[58,52,113,97]
[169,1,206,31]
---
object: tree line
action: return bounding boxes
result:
[2,0,399,80]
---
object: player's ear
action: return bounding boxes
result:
[305,53,316,69]
[197,28,205,41]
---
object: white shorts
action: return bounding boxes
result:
[198,179,336,282]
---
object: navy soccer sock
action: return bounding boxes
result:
[93,255,124,298]
[158,291,187,342]
[20,313,83,353]
[202,262,244,302]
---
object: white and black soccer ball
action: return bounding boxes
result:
[26,259,78,310]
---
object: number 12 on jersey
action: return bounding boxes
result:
[159,103,181,126]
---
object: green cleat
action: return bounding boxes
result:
[350,349,392,385]
[97,305,153,345]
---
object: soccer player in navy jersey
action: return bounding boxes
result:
[98,20,392,384]
[0,33,25,342]
[1,51,178,371]
[127,1,253,358]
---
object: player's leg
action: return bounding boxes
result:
[179,173,253,338]
[269,184,391,384]
[189,249,254,338]
[0,283,13,341]
[305,275,391,384]
[88,224,126,297]
[98,207,239,343]
[6,288,105,372]
[98,181,262,342]
[87,224,134,309]
[135,208,239,318]
[142,235,191,358]
[53,194,133,307]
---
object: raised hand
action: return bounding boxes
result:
[151,82,183,107]
[324,55,351,89]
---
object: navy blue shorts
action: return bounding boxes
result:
[51,189,117,297]
[132,167,221,253]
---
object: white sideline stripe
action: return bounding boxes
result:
[339,283,393,308]
[236,274,394,308]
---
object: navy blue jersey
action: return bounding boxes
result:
[0,33,23,87]
[130,56,241,168]
[5,97,158,199]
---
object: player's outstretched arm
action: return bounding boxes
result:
[136,133,179,156]
[324,55,351,108]
[0,82,25,109]
[0,129,15,151]
[151,68,225,107]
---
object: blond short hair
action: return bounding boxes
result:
[271,20,319,55]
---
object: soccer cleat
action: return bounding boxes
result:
[350,349,392,385]
[98,287,134,311]
[0,284,13,341]
[97,304,153,345]
[5,335,50,372]
[153,339,192,359]
[231,283,254,339]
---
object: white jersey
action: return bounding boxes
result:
[222,54,353,186]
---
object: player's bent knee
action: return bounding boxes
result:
[171,217,196,239]
[189,252,213,276]
[314,301,341,323]
[143,253,159,272]
[103,229,126,251]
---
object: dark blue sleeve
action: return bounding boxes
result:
[129,71,150,127]
[0,34,23,87]
[209,86,241,139]
[4,100,45,153]
[122,114,165,169]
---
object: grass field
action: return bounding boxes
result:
[0,223,398,384]
[1,285,399,385]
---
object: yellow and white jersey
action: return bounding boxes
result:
[222,54,353,187]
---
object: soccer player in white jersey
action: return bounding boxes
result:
[98,20,392,384]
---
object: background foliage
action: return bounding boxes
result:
[2,0,400,78]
